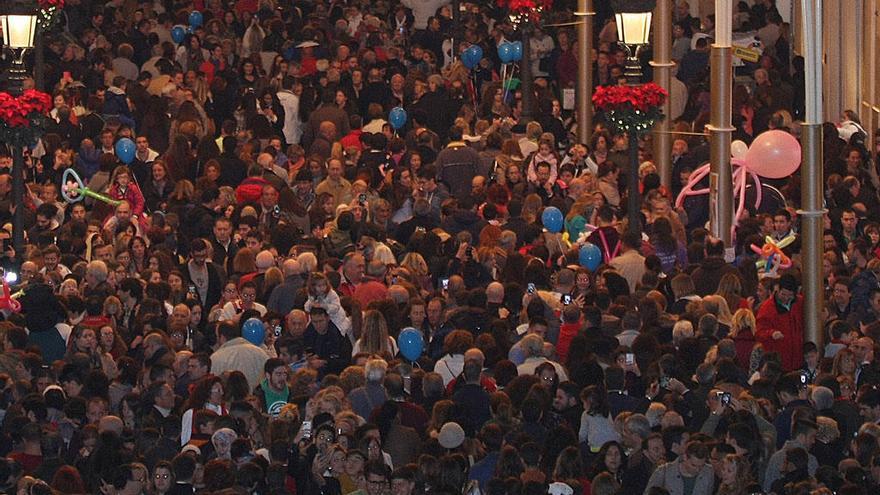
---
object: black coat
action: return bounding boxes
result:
[302,322,352,376]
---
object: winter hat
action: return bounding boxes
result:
[438,422,465,449]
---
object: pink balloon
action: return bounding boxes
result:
[743,130,802,179]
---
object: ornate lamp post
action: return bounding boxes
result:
[1,0,43,258]
[613,2,653,84]
[610,0,656,236]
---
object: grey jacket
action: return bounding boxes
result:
[644,458,714,495]
[763,439,818,492]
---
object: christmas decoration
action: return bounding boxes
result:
[0,89,51,147]
[592,83,668,134]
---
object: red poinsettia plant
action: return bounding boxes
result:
[0,90,52,147]
[593,82,668,133]
[497,0,553,23]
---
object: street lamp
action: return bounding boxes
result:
[1,0,38,260]
[612,0,655,236]
[614,0,654,83]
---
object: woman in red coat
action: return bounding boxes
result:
[755,274,805,371]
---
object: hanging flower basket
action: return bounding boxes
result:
[0,90,52,148]
[592,82,668,134]
[38,0,64,30]
[497,0,553,25]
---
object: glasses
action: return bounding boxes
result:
[241,293,256,299]
[154,474,170,480]
[367,478,387,486]
[224,288,237,294]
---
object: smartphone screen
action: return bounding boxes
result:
[274,325,282,337]
[527,283,536,294]
[625,353,635,365]
[562,294,572,305]
[441,278,449,290]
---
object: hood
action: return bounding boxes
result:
[107,86,126,96]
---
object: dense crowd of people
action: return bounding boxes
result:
[0,0,879,494]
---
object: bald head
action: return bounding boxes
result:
[257,153,274,169]
[98,415,124,435]
[282,258,301,278]
[463,348,485,367]
[286,309,308,338]
[388,285,410,305]
[366,259,387,278]
[486,282,504,304]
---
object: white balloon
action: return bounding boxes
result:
[731,140,749,158]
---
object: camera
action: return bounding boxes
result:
[465,246,473,257]
[301,421,312,439]
[188,285,197,295]
[562,294,572,305]
[274,325,282,337]
[527,283,536,294]
[717,391,732,406]
[358,193,366,204]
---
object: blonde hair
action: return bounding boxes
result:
[731,308,756,337]
[400,252,428,278]
[702,295,733,325]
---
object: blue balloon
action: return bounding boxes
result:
[242,317,265,345]
[388,107,407,130]
[114,138,135,164]
[171,25,186,44]
[188,10,203,28]
[498,42,513,64]
[579,243,602,271]
[462,44,483,69]
[510,41,523,61]
[541,206,563,233]
[398,327,424,361]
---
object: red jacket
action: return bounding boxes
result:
[756,295,804,371]
[556,321,580,366]
[108,182,145,217]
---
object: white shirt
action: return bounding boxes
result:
[277,90,302,145]
[434,353,465,386]
[219,301,267,322]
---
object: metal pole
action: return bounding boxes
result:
[627,132,641,236]
[34,34,43,91]
[709,0,733,246]
[11,147,24,258]
[800,0,824,347]
[651,0,674,189]
[576,0,594,144]
[520,28,535,124]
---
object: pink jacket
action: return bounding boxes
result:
[108,182,145,217]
